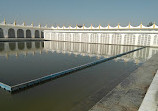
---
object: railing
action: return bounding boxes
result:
[1,19,158,30]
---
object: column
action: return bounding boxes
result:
[23,29,26,38]
[56,33,59,41]
[79,33,82,42]
[98,33,101,44]
[88,33,91,43]
[71,33,73,42]
[150,34,155,47]
[135,34,139,46]
[63,33,66,41]
[31,29,35,38]
[14,28,17,38]
[39,30,41,38]
[121,34,125,45]
[4,28,8,38]
[109,34,112,44]
[50,32,52,40]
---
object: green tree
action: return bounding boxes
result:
[147,22,154,27]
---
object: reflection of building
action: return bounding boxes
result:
[0,41,158,63]
[44,32,158,47]
[0,42,44,58]
[44,41,158,63]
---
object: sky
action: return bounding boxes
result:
[0,0,157,27]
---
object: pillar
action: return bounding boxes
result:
[121,34,125,45]
[14,28,17,38]
[109,34,112,44]
[71,33,73,42]
[23,29,26,38]
[98,33,101,43]
[135,34,139,46]
[88,33,91,43]
[79,33,82,42]
[31,29,35,38]
[50,32,52,40]
[39,30,41,38]
[63,33,66,41]
[150,34,155,47]
[4,28,8,38]
[56,33,59,41]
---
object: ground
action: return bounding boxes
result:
[89,53,158,111]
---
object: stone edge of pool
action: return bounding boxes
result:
[0,47,145,93]
[89,49,158,111]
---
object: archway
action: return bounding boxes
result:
[35,30,40,38]
[17,29,24,38]
[41,31,44,38]
[0,28,4,38]
[26,30,31,38]
[8,28,15,38]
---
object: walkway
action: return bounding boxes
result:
[89,52,158,111]
[139,70,158,111]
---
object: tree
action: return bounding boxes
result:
[147,22,154,27]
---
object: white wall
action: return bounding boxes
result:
[44,30,158,47]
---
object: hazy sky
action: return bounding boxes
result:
[0,0,157,27]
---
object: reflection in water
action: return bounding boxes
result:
[9,42,16,51]
[0,41,44,58]
[18,42,25,50]
[0,41,157,64]
[0,41,158,111]
[0,41,158,64]
[41,41,44,47]
[26,42,32,49]
[35,42,40,48]
[44,41,158,63]
[0,43,4,51]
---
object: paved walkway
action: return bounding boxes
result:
[139,70,158,111]
[89,53,158,111]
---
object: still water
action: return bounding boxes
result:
[0,41,157,111]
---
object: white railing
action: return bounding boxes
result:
[0,20,50,29]
[1,19,158,30]
[51,24,158,30]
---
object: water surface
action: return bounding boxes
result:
[0,41,158,111]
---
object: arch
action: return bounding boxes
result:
[0,28,4,38]
[41,31,44,38]
[35,30,40,38]
[8,28,15,38]
[0,43,4,51]
[26,42,32,49]
[17,29,24,38]
[26,29,31,38]
[18,42,25,50]
[9,42,16,51]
